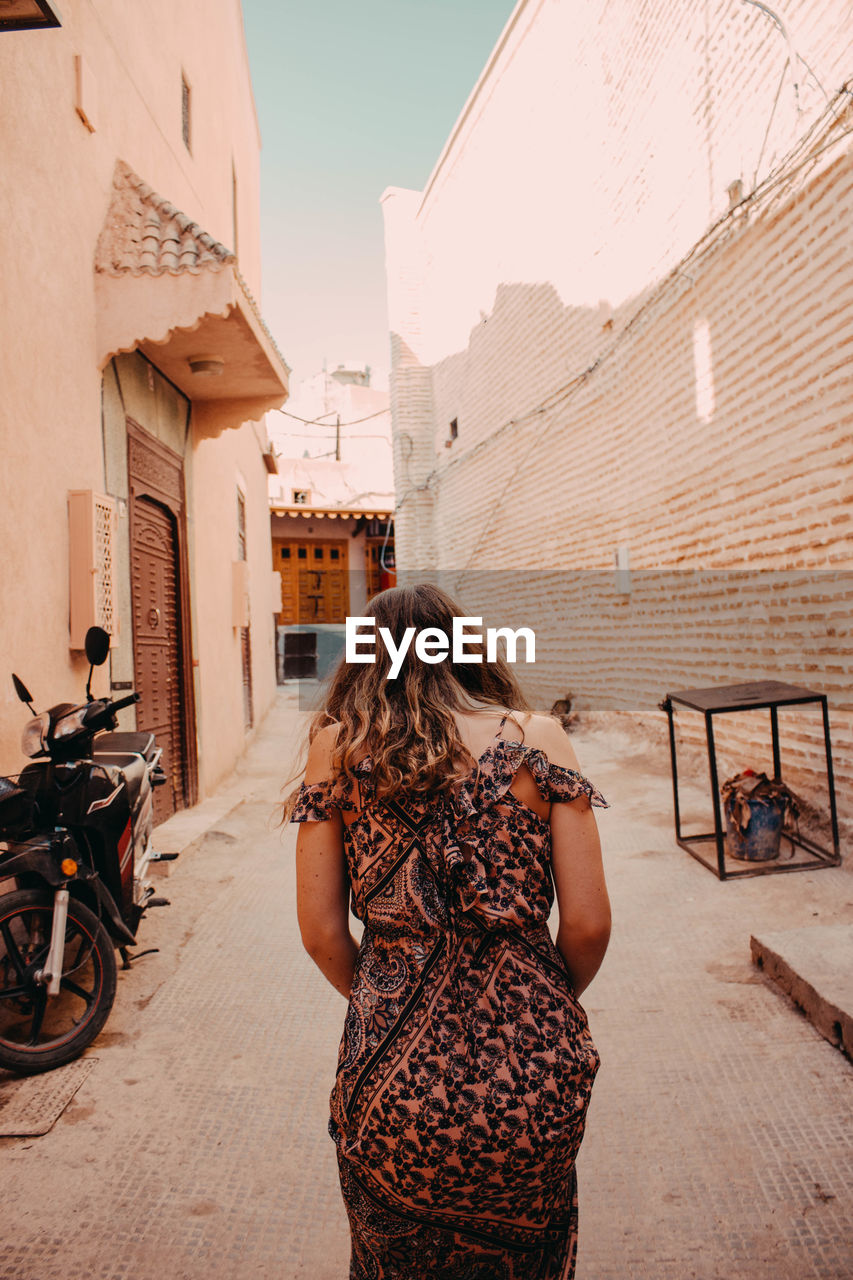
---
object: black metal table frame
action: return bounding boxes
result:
[662,684,841,880]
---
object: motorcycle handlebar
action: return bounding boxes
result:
[109,692,141,714]
[83,691,140,730]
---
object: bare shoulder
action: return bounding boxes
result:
[304,721,341,784]
[518,712,583,772]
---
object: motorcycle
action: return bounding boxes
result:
[0,626,176,1074]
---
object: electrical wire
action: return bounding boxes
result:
[274,80,851,568]
[741,0,800,113]
[379,513,394,573]
[752,56,791,183]
[273,406,391,428]
[271,431,392,443]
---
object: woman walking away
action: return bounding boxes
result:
[286,583,610,1280]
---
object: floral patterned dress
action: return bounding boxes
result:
[291,732,607,1280]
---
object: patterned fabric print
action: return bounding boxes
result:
[291,739,607,1280]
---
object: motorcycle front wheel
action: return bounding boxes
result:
[0,888,117,1074]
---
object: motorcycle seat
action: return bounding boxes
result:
[95,731,157,761]
[94,752,147,809]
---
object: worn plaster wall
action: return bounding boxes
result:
[192,421,277,790]
[383,0,853,834]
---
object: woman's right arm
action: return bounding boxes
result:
[550,798,611,996]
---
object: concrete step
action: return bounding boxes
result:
[751,923,853,1060]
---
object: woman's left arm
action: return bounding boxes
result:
[295,726,359,998]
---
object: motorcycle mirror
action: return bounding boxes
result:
[84,627,111,703]
[12,673,35,711]
[84,627,111,667]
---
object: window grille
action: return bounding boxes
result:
[237,488,247,560]
[93,494,116,634]
[241,626,253,730]
[231,161,239,255]
[181,74,191,151]
[68,490,117,649]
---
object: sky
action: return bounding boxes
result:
[241,0,517,388]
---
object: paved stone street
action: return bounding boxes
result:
[1,688,851,1279]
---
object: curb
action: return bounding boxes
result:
[751,924,853,1062]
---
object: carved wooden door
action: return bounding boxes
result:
[127,418,194,823]
[131,496,183,822]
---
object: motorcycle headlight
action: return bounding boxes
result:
[53,707,90,741]
[21,714,49,757]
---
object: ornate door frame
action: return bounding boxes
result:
[127,417,198,811]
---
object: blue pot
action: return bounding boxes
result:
[724,797,783,861]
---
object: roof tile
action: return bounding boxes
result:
[96,160,235,277]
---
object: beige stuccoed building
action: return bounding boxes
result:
[382,0,853,841]
[0,0,289,817]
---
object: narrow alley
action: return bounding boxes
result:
[0,689,850,1280]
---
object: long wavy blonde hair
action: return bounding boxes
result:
[282,583,530,816]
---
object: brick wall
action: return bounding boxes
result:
[382,0,853,838]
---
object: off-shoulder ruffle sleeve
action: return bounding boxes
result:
[539,760,608,808]
[290,780,335,822]
[289,760,373,822]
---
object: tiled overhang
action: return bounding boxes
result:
[95,161,289,437]
[271,505,393,521]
